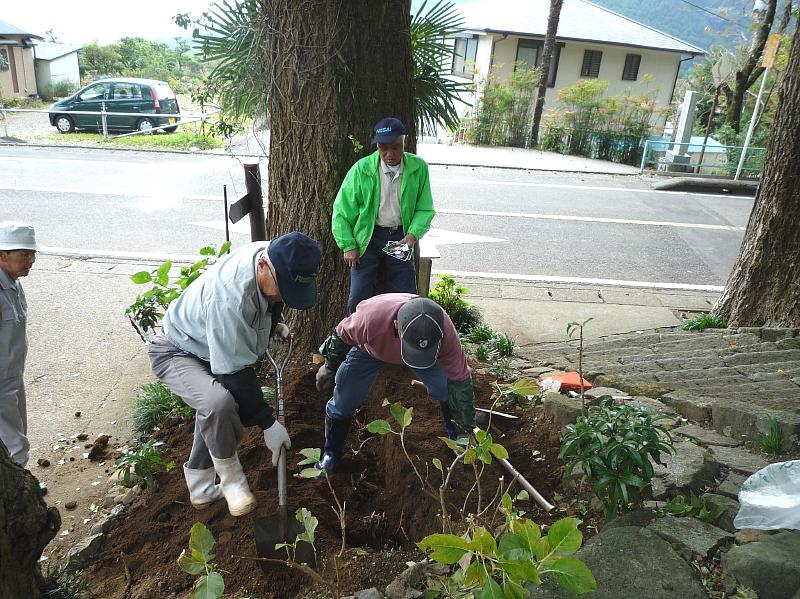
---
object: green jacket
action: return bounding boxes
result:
[332,151,435,256]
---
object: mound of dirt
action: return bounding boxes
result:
[83,365,572,599]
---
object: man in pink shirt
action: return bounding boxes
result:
[314,293,476,474]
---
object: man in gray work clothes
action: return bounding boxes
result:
[147,232,321,517]
[0,221,39,467]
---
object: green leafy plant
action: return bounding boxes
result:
[115,441,175,490]
[274,507,319,563]
[126,242,231,334]
[131,381,193,436]
[560,399,675,518]
[489,358,511,379]
[41,563,89,599]
[491,378,540,410]
[679,312,728,331]
[418,507,596,596]
[655,494,727,524]
[488,333,516,357]
[758,417,783,454]
[475,344,491,362]
[461,323,495,344]
[296,447,347,557]
[429,274,482,334]
[177,523,225,599]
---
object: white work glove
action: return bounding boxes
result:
[273,323,290,339]
[263,420,291,467]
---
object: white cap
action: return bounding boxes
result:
[0,222,40,251]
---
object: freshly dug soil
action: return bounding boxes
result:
[83,365,572,599]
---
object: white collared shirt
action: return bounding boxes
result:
[376,158,403,228]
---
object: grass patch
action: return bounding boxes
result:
[680,313,728,332]
[40,129,223,150]
[758,417,783,454]
[131,381,193,436]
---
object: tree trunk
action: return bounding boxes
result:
[714,23,800,327]
[722,0,777,133]
[0,442,61,598]
[530,0,563,146]
[262,0,414,358]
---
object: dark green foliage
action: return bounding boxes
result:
[115,441,175,490]
[488,333,516,357]
[655,494,727,523]
[461,323,494,343]
[429,274,482,333]
[560,399,675,518]
[680,312,728,331]
[131,381,193,436]
[41,564,88,599]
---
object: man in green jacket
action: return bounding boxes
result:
[332,117,435,314]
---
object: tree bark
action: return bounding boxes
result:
[530,0,563,146]
[262,0,414,358]
[721,0,777,133]
[714,23,800,327]
[0,442,61,598]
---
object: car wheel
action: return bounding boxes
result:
[137,117,156,134]
[163,126,178,133]
[55,115,74,134]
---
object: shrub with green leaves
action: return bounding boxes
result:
[178,523,225,599]
[126,242,231,333]
[560,399,674,518]
[679,312,728,331]
[131,381,193,436]
[418,507,596,596]
[461,323,494,344]
[491,378,540,410]
[655,494,727,524]
[429,274,482,333]
[488,332,516,357]
[489,358,511,379]
[115,440,175,490]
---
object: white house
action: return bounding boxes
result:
[448,0,706,121]
[33,42,82,95]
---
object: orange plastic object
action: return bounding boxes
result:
[539,371,592,392]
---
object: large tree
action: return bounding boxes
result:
[530,0,563,146]
[262,1,415,356]
[714,21,800,327]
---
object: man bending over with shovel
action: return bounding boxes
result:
[147,233,321,517]
[314,293,476,474]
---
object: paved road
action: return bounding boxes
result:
[0,146,752,288]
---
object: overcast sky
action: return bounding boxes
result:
[3,0,212,45]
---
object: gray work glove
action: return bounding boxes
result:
[263,420,291,467]
[315,362,336,395]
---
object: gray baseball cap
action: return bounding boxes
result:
[397,297,444,369]
[0,221,40,251]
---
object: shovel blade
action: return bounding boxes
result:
[254,509,316,569]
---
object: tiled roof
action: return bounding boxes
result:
[458,0,706,55]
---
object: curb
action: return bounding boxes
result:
[653,177,758,196]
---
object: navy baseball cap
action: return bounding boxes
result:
[397,297,444,369]
[371,117,407,144]
[267,232,321,309]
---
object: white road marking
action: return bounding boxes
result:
[436,208,745,231]
[0,184,218,201]
[432,178,753,200]
[433,269,725,292]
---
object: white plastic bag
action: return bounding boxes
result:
[734,460,800,530]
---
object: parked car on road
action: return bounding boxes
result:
[49,78,180,134]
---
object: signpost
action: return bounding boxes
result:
[228,163,267,242]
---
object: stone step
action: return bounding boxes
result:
[712,400,800,452]
[652,367,745,383]
[723,349,800,366]
[672,423,742,447]
[660,391,716,422]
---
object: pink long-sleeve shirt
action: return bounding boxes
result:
[336,293,470,381]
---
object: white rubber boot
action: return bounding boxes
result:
[210,454,257,517]
[183,463,223,509]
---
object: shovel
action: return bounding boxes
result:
[254,335,316,567]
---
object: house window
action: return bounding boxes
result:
[0,49,8,72]
[515,39,542,73]
[622,53,641,81]
[452,35,478,77]
[580,49,602,78]
[547,43,563,88]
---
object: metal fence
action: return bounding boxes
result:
[639,138,766,180]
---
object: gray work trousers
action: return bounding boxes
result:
[0,375,28,467]
[147,333,243,469]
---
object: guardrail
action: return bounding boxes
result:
[0,105,218,139]
[639,138,766,180]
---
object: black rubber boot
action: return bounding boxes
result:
[315,415,351,475]
[439,402,460,441]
